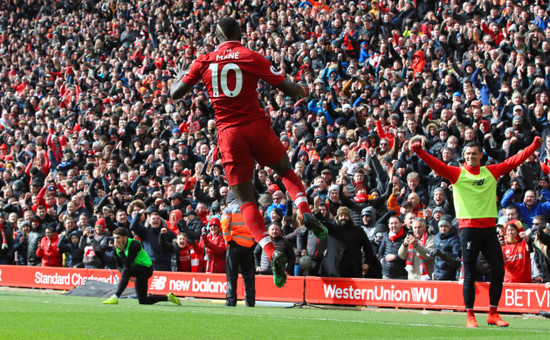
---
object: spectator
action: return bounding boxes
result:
[307,176,330,203]
[432,217,461,281]
[162,230,203,272]
[266,190,286,220]
[379,216,408,279]
[181,210,204,242]
[199,217,226,273]
[35,205,56,231]
[324,185,342,217]
[113,210,131,235]
[76,213,93,234]
[501,189,550,228]
[320,206,376,278]
[533,218,550,283]
[427,206,446,234]
[57,216,79,236]
[297,196,329,276]
[427,187,454,216]
[0,214,14,264]
[130,210,174,271]
[36,227,61,267]
[359,206,381,243]
[79,219,110,269]
[26,215,44,266]
[502,219,532,283]
[530,215,549,282]
[254,223,295,276]
[57,230,84,268]
[399,217,435,280]
[14,221,31,265]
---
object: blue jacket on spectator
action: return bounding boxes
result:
[500,188,550,228]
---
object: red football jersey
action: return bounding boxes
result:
[502,241,532,283]
[182,41,285,131]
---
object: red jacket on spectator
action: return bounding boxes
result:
[167,210,183,235]
[199,230,226,273]
[36,232,62,267]
[32,184,65,212]
[375,120,396,149]
[25,150,51,178]
[411,50,426,77]
[481,22,504,46]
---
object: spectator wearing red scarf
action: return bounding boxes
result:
[399,217,434,280]
[379,216,407,279]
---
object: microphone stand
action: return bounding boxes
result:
[287,264,325,309]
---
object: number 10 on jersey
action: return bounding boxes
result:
[209,63,243,98]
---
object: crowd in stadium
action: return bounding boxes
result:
[1,0,550,285]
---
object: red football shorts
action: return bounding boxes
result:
[218,118,287,186]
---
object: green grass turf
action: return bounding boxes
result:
[1,291,550,339]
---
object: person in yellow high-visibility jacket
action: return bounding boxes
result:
[222,191,256,307]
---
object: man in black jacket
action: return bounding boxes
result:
[297,226,327,276]
[179,210,204,241]
[26,215,44,266]
[379,215,407,279]
[130,210,175,271]
[320,206,375,278]
[0,214,14,264]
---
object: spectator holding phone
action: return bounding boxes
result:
[399,217,434,280]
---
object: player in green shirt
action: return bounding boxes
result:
[103,227,181,305]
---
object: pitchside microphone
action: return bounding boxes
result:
[288,255,324,308]
[299,255,313,273]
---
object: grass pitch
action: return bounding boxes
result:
[1,291,549,339]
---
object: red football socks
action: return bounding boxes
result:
[282,169,311,214]
[240,202,275,260]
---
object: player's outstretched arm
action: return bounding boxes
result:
[170,64,194,100]
[487,136,543,178]
[411,141,461,184]
[276,79,309,98]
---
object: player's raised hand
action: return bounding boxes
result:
[170,62,188,80]
[534,135,543,146]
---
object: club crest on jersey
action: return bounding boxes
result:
[270,66,282,75]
